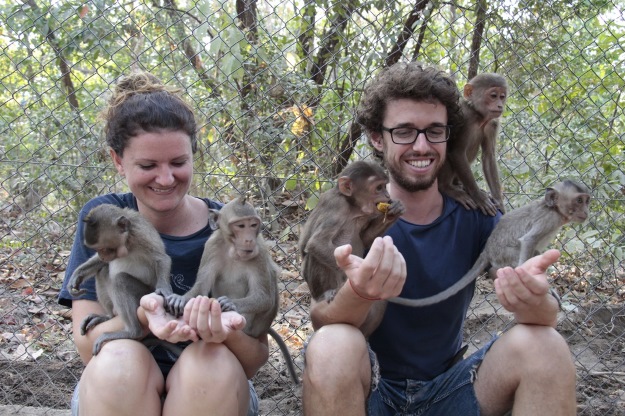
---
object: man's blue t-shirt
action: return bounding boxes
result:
[369,195,500,381]
[58,193,222,307]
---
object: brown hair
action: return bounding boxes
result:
[356,62,463,160]
[101,71,197,156]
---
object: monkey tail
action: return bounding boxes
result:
[268,328,300,385]
[388,253,490,307]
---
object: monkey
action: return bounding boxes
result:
[438,73,508,216]
[164,197,299,384]
[298,160,405,336]
[389,180,591,307]
[67,204,173,355]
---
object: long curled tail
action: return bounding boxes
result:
[388,253,490,307]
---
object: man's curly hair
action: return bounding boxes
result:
[356,62,463,161]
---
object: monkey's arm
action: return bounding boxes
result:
[153,253,173,297]
[516,220,558,265]
[448,149,498,217]
[481,132,504,212]
[68,255,105,296]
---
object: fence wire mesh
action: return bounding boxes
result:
[0,0,624,414]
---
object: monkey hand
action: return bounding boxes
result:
[183,296,246,344]
[388,200,405,216]
[216,296,238,313]
[163,293,188,318]
[68,272,86,296]
[141,293,199,343]
[494,249,561,327]
[469,190,499,217]
[335,236,406,301]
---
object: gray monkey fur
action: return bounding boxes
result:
[389,180,591,307]
[68,204,173,355]
[165,197,299,384]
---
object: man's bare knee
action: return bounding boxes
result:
[305,324,369,386]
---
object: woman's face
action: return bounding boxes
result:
[111,130,194,215]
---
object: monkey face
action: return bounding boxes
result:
[110,130,194,215]
[477,86,507,118]
[228,217,261,261]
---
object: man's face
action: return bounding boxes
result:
[370,99,448,192]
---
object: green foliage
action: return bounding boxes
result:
[0,0,623,258]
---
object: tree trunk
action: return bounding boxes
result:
[386,0,430,67]
[468,0,488,79]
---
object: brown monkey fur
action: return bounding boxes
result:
[298,160,405,336]
[439,73,508,216]
[68,204,173,355]
[165,197,298,384]
[389,180,591,306]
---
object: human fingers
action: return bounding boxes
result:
[334,243,355,269]
[192,296,214,334]
[221,311,247,331]
[385,245,407,297]
[522,249,561,274]
[140,292,163,314]
[495,267,528,306]
[360,237,389,275]
[169,323,199,343]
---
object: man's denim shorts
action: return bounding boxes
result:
[367,337,497,415]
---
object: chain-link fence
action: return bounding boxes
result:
[0,0,623,414]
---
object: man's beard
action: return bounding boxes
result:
[385,155,441,193]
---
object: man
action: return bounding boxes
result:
[302,62,576,415]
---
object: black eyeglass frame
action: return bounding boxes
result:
[381,125,452,144]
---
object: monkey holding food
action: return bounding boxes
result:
[390,180,591,307]
[165,196,299,384]
[438,73,508,216]
[67,204,173,355]
[298,160,405,336]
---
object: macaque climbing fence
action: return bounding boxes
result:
[0,1,623,414]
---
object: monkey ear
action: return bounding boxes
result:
[208,209,220,230]
[337,176,353,196]
[463,84,473,98]
[116,216,131,232]
[544,188,559,207]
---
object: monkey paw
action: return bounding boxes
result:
[217,296,238,313]
[80,314,111,335]
[164,294,187,318]
[69,287,86,296]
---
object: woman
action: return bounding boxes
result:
[58,71,268,416]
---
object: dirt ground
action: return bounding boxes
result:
[1,287,624,415]
[1,202,624,415]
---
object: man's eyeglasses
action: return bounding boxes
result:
[381,125,452,144]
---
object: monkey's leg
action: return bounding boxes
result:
[268,328,299,385]
[81,314,112,335]
[92,274,151,355]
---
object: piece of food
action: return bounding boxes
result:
[377,202,391,213]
